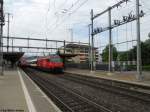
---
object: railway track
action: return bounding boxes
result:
[61,73,150,102]
[24,68,112,112]
[23,68,150,112]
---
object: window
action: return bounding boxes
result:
[50,58,62,62]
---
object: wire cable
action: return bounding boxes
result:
[46,0,82,31]
[69,0,89,15]
[47,0,89,34]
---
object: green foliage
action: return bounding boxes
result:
[126,65,136,71]
[142,65,150,71]
[101,38,150,66]
[56,50,60,55]
[128,39,150,65]
[117,52,128,61]
[102,45,118,62]
[126,65,150,71]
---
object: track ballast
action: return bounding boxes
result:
[23,67,150,112]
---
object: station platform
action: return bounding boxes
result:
[0,68,61,112]
[65,68,150,87]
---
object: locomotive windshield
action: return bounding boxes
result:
[50,57,62,62]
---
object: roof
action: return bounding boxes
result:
[59,54,77,58]
[65,43,97,49]
[3,52,24,63]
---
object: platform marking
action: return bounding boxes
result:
[19,68,62,112]
[18,69,37,112]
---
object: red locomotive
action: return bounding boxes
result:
[37,55,64,73]
[19,55,64,73]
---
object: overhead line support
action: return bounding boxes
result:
[91,9,94,71]
[91,0,130,72]
[0,0,4,75]
[90,0,144,77]
[93,0,130,19]
[136,0,143,80]
[108,7,112,72]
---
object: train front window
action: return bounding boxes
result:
[50,58,62,62]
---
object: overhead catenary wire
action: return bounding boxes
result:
[47,0,89,34]
[44,0,52,38]
[46,0,70,28]
[140,0,150,12]
[48,0,51,11]
[45,0,82,32]
[58,0,68,9]
[69,0,89,15]
[45,0,68,38]
[54,0,56,9]
[67,0,82,11]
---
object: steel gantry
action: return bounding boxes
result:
[2,36,88,53]
[90,0,144,80]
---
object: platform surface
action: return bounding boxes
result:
[0,68,62,112]
[19,68,61,112]
[0,69,28,112]
[65,68,150,86]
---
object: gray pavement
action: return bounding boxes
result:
[65,68,150,86]
[19,68,62,112]
[0,69,28,112]
[0,68,62,112]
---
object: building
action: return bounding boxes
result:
[58,43,99,64]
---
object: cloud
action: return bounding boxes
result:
[3,0,150,53]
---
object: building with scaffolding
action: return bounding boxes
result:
[58,43,100,64]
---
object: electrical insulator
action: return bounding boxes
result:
[123,16,128,22]
[94,29,97,34]
[140,10,145,17]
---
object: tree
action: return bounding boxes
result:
[117,52,128,61]
[102,45,118,62]
[128,39,150,65]
[101,39,150,65]
[56,50,60,55]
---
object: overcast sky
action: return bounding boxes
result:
[3,0,150,53]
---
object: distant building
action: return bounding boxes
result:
[58,43,99,64]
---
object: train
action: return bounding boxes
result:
[19,55,64,73]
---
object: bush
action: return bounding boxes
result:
[127,65,150,71]
[126,65,136,71]
[142,65,150,71]
[126,65,150,71]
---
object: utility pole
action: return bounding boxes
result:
[0,0,4,75]
[0,24,3,75]
[88,24,91,69]
[108,7,112,72]
[63,40,66,70]
[6,13,10,52]
[91,9,94,71]
[136,0,143,80]
[27,37,30,54]
[46,38,47,49]
[12,38,13,52]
